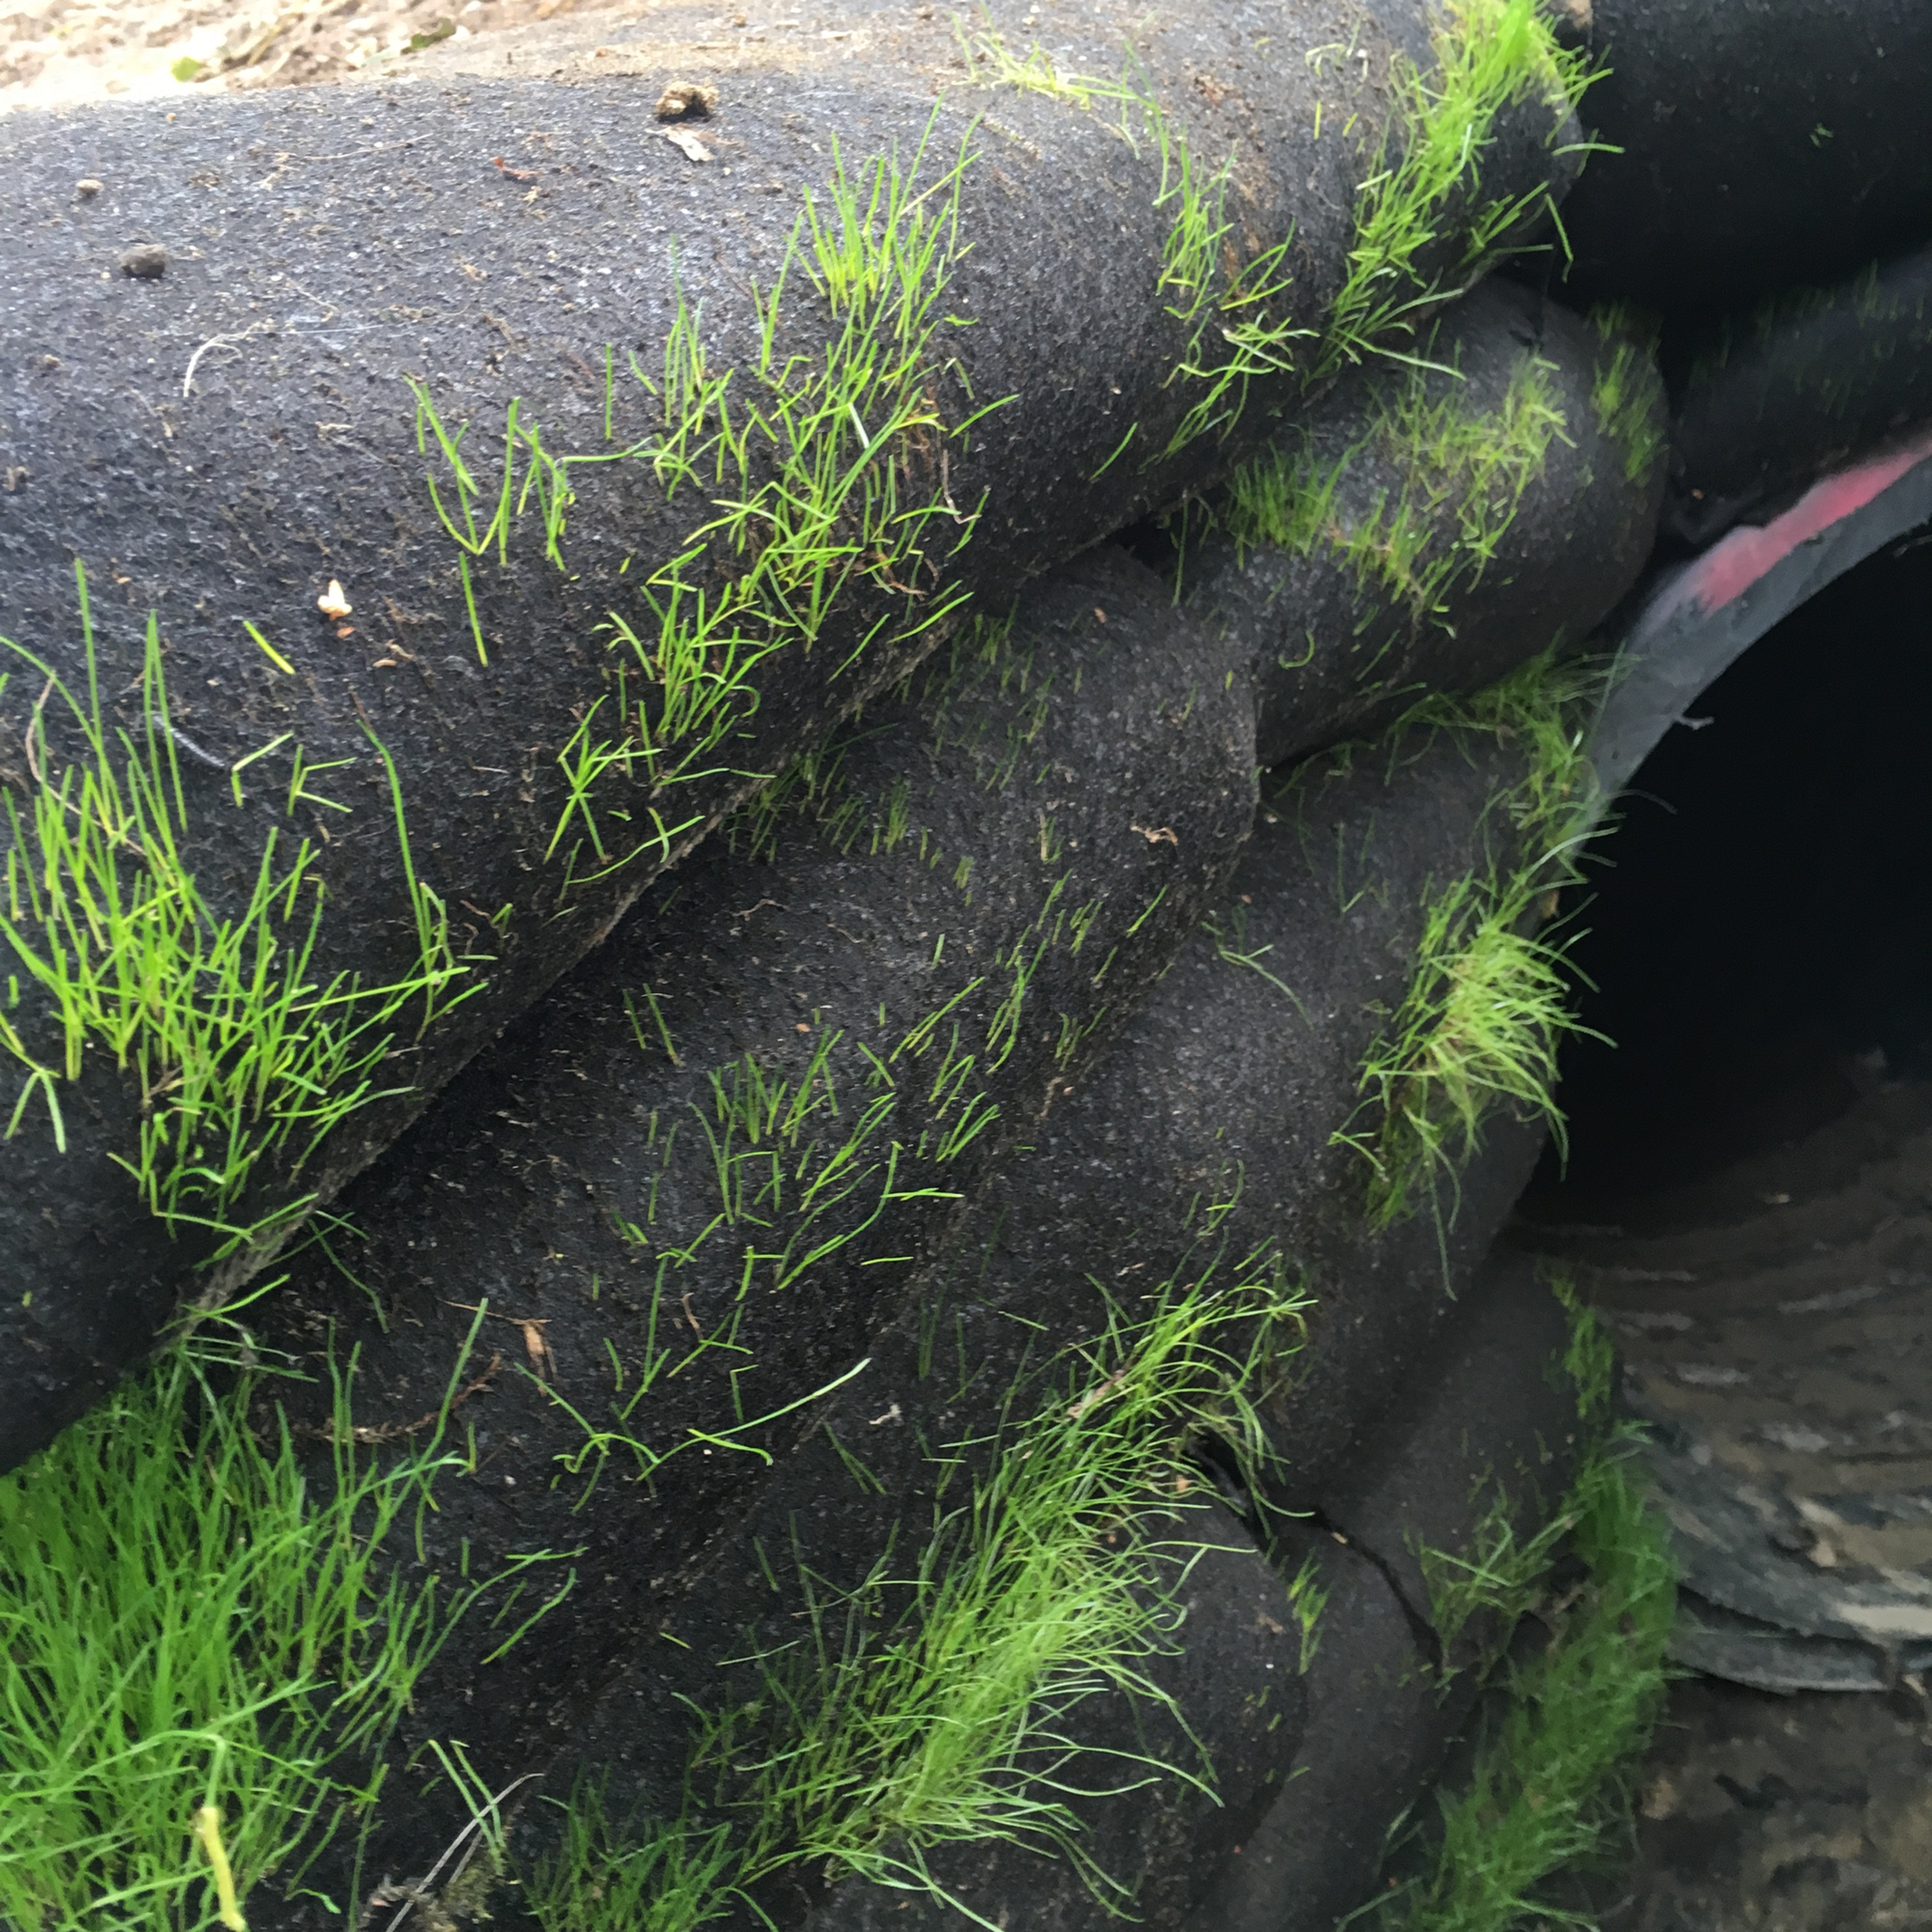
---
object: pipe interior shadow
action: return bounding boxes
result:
[1526,523,1932,1215]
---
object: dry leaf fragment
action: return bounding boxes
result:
[662,126,714,163]
[1131,823,1179,846]
[519,1319,554,1377]
[317,579,352,620]
[655,81,719,120]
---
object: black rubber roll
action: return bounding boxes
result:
[1667,241,1932,547]
[1557,0,1932,324]
[0,0,1586,1457]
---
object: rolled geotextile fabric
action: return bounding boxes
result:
[1666,241,1932,547]
[274,701,1558,1910]
[0,0,1588,1440]
[1193,1249,1592,1932]
[246,538,1260,1708]
[0,264,1666,1469]
[1192,279,1665,770]
[1556,0,1932,323]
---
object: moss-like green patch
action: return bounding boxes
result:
[1584,304,1667,486]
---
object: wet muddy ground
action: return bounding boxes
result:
[1527,1055,1932,1930]
[1589,1673,1932,1932]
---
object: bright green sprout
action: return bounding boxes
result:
[0,1317,568,1930]
[0,563,480,1249]
[1219,346,1568,625]
[1314,0,1600,382]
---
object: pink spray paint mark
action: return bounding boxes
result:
[1648,426,1932,629]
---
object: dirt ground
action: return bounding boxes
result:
[0,0,640,110]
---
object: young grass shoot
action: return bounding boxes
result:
[1330,650,1612,1253]
[0,1317,566,1931]
[523,1245,1310,1930]
[0,564,479,1251]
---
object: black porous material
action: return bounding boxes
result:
[1558,0,1932,324]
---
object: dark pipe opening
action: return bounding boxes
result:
[1523,522,1932,1224]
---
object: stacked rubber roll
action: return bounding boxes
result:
[8,0,1932,1925]
[224,274,1662,1914]
[0,0,1588,1461]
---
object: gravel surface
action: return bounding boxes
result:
[0,0,633,111]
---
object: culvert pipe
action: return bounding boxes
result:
[1525,454,1932,1699]
[0,0,1593,1460]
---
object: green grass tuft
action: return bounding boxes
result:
[411,120,998,903]
[1375,1434,1677,1931]
[1216,342,1568,625]
[522,1246,1310,1931]
[0,564,480,1250]
[1543,1260,1617,1428]
[0,1318,564,1931]
[1315,0,1599,381]
[1419,1482,1578,1689]
[1329,650,1611,1251]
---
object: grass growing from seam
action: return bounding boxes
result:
[410,119,997,900]
[0,565,479,1251]
[1314,0,1598,382]
[0,1317,567,1932]
[523,1246,1311,1931]
[1330,650,1611,1249]
[1376,1434,1676,1931]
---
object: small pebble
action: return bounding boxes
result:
[655,81,719,120]
[120,244,168,280]
[76,178,102,198]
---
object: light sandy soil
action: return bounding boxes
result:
[0,0,645,112]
